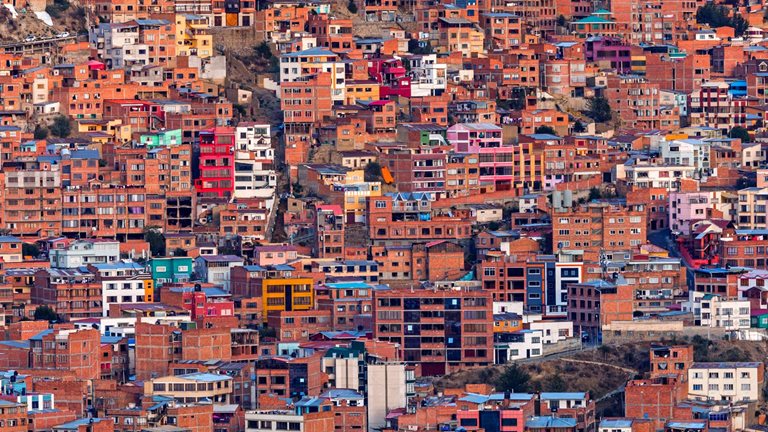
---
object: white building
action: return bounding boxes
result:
[193,255,244,291]
[91,261,153,316]
[90,20,172,69]
[245,410,309,432]
[50,240,121,268]
[279,47,346,102]
[660,138,711,178]
[494,329,544,362]
[406,54,447,97]
[366,363,406,432]
[236,123,272,152]
[615,157,697,190]
[688,362,763,401]
[682,291,751,331]
[529,320,574,344]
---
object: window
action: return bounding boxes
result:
[692,384,703,391]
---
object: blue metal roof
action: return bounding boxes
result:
[283,47,337,57]
[527,417,578,428]
[29,329,54,341]
[540,392,587,400]
[178,372,231,382]
[600,420,634,428]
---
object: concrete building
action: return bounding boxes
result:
[366,363,407,432]
[90,261,154,316]
[688,362,764,401]
[49,240,121,268]
[494,329,544,362]
[144,373,233,403]
[193,255,244,291]
[683,292,751,331]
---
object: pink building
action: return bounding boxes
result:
[447,123,513,189]
[368,57,410,98]
[252,245,300,266]
[668,191,715,235]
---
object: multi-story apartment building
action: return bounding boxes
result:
[315,205,345,259]
[193,255,244,291]
[379,147,447,195]
[234,123,276,199]
[737,172,768,230]
[688,362,764,402]
[447,123,513,189]
[367,194,473,243]
[32,268,103,320]
[669,190,736,235]
[229,265,314,321]
[0,160,62,237]
[29,328,101,380]
[617,157,697,191]
[605,75,679,131]
[149,257,194,288]
[552,202,646,266]
[144,373,233,403]
[89,262,154,316]
[683,292,750,330]
[316,281,373,331]
[279,48,346,102]
[281,73,334,171]
[406,54,447,97]
[196,127,236,198]
[689,82,749,134]
[372,286,493,375]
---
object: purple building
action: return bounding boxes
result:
[585,36,632,73]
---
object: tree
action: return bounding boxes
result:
[22,243,40,258]
[33,125,49,140]
[495,364,532,393]
[407,39,433,55]
[696,3,748,36]
[544,374,567,392]
[729,126,751,142]
[534,125,558,135]
[588,186,601,201]
[34,305,59,322]
[49,115,72,137]
[573,120,586,133]
[254,41,273,59]
[347,0,357,13]
[586,96,612,123]
[556,15,567,27]
[172,248,188,257]
[364,162,383,182]
[144,227,165,257]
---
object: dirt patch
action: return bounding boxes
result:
[436,339,768,400]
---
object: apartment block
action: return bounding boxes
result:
[373,286,493,375]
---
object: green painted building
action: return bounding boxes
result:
[751,311,768,328]
[149,257,193,288]
[139,129,183,148]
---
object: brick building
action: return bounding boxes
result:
[372,286,493,375]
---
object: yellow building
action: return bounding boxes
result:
[493,312,524,333]
[339,169,381,223]
[175,14,213,58]
[262,277,314,321]
[143,279,155,302]
[75,118,130,142]
[345,80,380,105]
